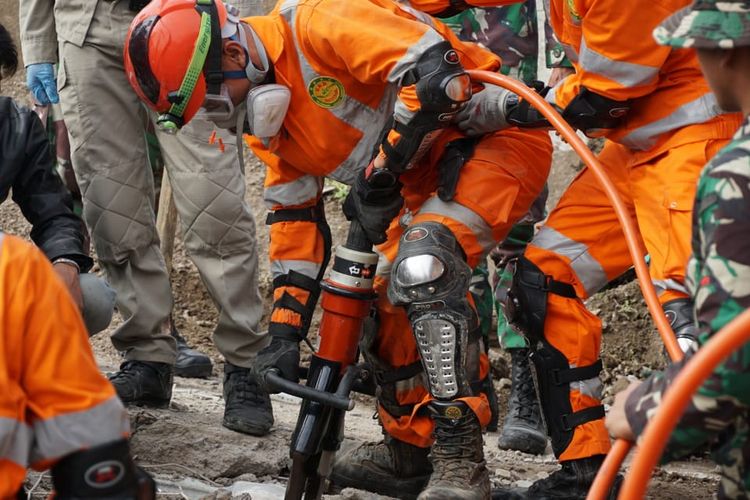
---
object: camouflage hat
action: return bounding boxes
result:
[654,1,750,48]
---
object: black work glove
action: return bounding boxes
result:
[342,167,404,245]
[256,336,301,391]
[506,81,552,129]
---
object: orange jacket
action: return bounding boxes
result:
[0,234,128,497]
[402,0,524,16]
[546,0,740,152]
[245,0,500,298]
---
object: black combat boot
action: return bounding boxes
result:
[109,360,173,408]
[171,324,213,378]
[222,362,274,436]
[418,401,490,500]
[330,432,432,499]
[497,348,547,455]
[491,454,620,499]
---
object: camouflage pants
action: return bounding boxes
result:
[470,185,548,350]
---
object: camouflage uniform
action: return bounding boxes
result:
[625,4,750,498]
[442,1,571,85]
[625,115,750,499]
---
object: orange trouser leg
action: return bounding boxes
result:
[631,136,729,303]
[373,128,552,447]
[525,141,636,462]
[524,132,730,462]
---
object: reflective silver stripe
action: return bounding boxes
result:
[653,278,689,296]
[271,259,321,280]
[394,2,438,30]
[621,93,723,151]
[395,373,426,393]
[264,175,322,208]
[388,29,447,85]
[579,38,659,88]
[545,76,566,107]
[562,42,578,63]
[327,88,396,185]
[531,226,608,296]
[418,197,495,253]
[375,247,393,278]
[0,417,32,468]
[31,396,129,463]
[572,377,603,400]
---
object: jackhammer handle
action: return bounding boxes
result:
[265,371,355,411]
[347,167,401,252]
[346,219,371,252]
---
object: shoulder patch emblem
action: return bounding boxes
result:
[308,76,345,108]
[566,0,581,22]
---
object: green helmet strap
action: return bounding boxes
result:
[157,0,218,131]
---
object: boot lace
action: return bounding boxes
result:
[508,352,538,423]
[431,415,480,481]
[110,360,143,383]
[226,369,269,408]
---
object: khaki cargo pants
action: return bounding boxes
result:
[57,0,266,367]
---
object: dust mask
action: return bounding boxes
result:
[245,84,291,139]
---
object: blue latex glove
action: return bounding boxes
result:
[26,63,59,105]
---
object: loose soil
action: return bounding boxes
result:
[1,3,717,497]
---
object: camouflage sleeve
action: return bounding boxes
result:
[624,349,750,462]
[624,133,750,462]
[543,16,571,68]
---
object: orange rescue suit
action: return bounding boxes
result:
[244,0,552,446]
[0,234,129,497]
[523,0,742,461]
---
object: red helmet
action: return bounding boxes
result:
[124,0,230,131]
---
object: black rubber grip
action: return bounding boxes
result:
[265,370,356,411]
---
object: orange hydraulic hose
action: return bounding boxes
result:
[618,308,750,499]
[466,71,682,500]
[466,70,681,359]
[588,439,632,499]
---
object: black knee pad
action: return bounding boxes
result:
[506,256,577,344]
[531,341,605,457]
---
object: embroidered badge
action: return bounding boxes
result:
[566,0,582,22]
[308,76,345,108]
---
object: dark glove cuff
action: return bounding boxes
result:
[268,322,305,343]
[354,168,402,203]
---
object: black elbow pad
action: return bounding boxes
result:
[561,87,631,137]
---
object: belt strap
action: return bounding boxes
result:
[266,204,322,225]
[377,361,423,385]
[552,360,603,385]
[561,405,605,431]
[378,400,416,418]
[518,266,577,298]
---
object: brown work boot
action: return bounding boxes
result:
[419,401,490,500]
[330,433,432,499]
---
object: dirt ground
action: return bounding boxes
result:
[1,2,719,498]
